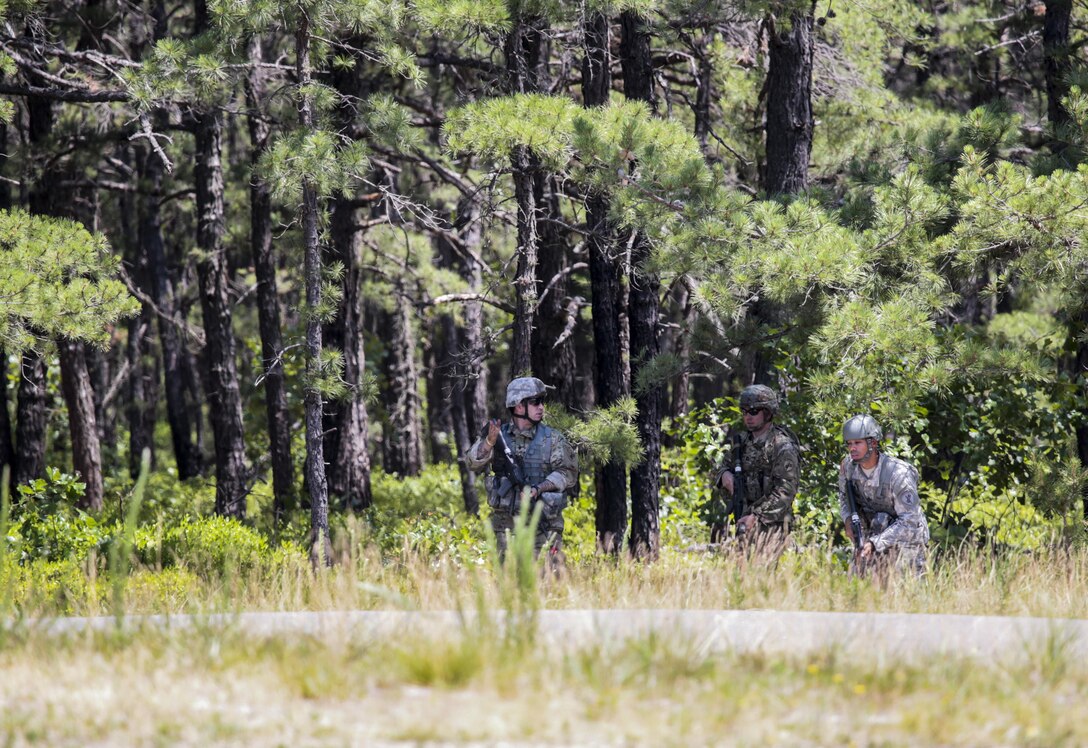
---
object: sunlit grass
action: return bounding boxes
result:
[0,620,1085,746]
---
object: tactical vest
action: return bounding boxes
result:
[844,454,917,520]
[503,422,556,487]
[740,425,798,504]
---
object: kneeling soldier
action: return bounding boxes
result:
[713,384,800,551]
[839,415,929,577]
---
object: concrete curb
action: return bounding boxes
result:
[22,608,1088,661]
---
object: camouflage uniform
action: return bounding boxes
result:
[838,454,929,576]
[465,421,578,558]
[715,425,800,540]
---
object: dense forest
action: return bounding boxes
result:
[1,0,1088,565]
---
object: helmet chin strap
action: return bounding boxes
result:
[852,437,877,464]
[513,405,542,426]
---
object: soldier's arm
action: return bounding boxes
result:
[837,460,851,524]
[542,437,578,493]
[870,468,927,553]
[751,439,799,526]
[463,434,495,473]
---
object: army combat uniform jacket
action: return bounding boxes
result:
[465,422,578,555]
[838,454,929,574]
[717,425,800,532]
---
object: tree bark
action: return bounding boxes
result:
[1044,0,1073,128]
[245,38,295,519]
[531,175,578,408]
[194,108,249,519]
[141,147,202,479]
[621,10,662,560]
[58,338,104,510]
[126,314,159,477]
[380,289,424,477]
[323,197,374,510]
[14,351,48,489]
[763,5,816,196]
[583,10,629,553]
[0,350,14,486]
[505,18,546,376]
[295,13,332,565]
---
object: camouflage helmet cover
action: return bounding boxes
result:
[843,414,882,442]
[739,384,779,415]
[506,377,549,408]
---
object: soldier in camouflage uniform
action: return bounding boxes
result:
[464,377,578,562]
[838,414,929,577]
[713,385,800,549]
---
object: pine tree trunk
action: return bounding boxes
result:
[0,349,15,486]
[583,10,629,553]
[510,149,539,376]
[58,339,104,510]
[1044,0,1073,128]
[194,109,249,518]
[531,175,577,407]
[295,13,332,565]
[763,5,816,196]
[323,197,373,510]
[622,9,662,560]
[20,67,56,489]
[438,199,486,514]
[0,130,13,484]
[126,314,159,477]
[380,290,424,476]
[245,40,295,519]
[424,332,454,464]
[505,19,546,376]
[14,351,48,489]
[141,149,202,479]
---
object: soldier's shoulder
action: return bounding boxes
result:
[883,454,919,483]
[770,425,801,454]
[541,423,571,444]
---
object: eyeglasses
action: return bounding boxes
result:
[525,397,546,407]
[742,408,764,417]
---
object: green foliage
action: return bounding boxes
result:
[547,398,644,466]
[134,516,274,578]
[261,129,370,201]
[364,464,486,558]
[10,468,102,565]
[0,210,139,351]
[110,449,149,621]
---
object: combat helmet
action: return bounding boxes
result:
[505,377,549,408]
[843,414,882,442]
[739,384,779,415]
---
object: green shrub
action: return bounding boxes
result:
[10,468,106,564]
[133,515,271,578]
[364,464,483,557]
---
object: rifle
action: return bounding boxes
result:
[487,424,528,511]
[844,477,864,560]
[730,432,746,534]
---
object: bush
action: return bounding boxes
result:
[10,468,106,564]
[133,515,272,578]
[364,464,483,557]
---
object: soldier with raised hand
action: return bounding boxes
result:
[713,384,800,548]
[464,377,578,561]
[838,415,929,577]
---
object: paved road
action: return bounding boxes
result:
[28,608,1088,661]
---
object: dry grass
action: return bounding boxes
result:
[4,542,1088,745]
[1,620,1085,746]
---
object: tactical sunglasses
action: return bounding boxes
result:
[742,407,765,416]
[524,397,547,407]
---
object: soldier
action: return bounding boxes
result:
[838,414,929,577]
[464,377,578,562]
[713,385,800,548]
